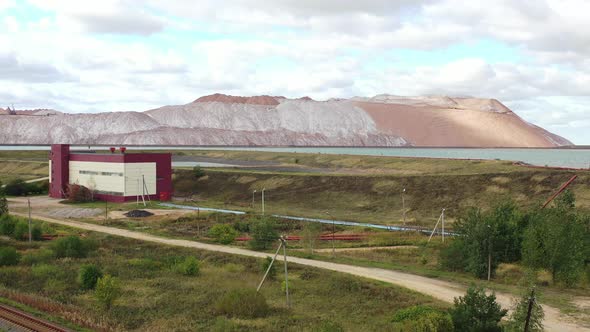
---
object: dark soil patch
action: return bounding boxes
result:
[125,210,154,218]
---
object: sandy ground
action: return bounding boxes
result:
[7,196,587,332]
[356,101,561,147]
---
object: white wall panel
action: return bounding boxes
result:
[69,161,125,194]
[124,163,156,196]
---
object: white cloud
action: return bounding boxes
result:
[1,0,588,144]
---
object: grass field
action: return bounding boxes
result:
[0,221,446,331]
[0,160,48,183]
[174,167,589,227]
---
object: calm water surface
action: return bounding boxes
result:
[1,145,588,169]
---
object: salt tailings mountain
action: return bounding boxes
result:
[0,94,572,147]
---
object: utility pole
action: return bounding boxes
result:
[105,200,108,221]
[281,236,290,308]
[257,240,283,292]
[325,211,335,257]
[27,199,32,242]
[252,190,257,208]
[261,188,266,215]
[524,287,536,332]
[402,188,406,225]
[442,208,445,243]
[487,224,492,281]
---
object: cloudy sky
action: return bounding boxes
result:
[1,0,588,144]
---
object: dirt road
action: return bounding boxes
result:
[7,199,587,331]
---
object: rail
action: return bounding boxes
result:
[0,304,70,332]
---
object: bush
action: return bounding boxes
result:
[66,184,93,203]
[249,218,279,250]
[94,275,121,310]
[12,220,29,241]
[31,264,62,280]
[506,288,544,332]
[261,256,277,279]
[450,286,507,332]
[51,236,92,258]
[311,321,344,332]
[439,240,466,272]
[208,224,238,244]
[174,256,200,276]
[211,317,239,332]
[0,214,17,236]
[392,305,453,332]
[193,166,206,179]
[0,246,19,266]
[215,289,269,318]
[31,225,42,241]
[21,249,54,265]
[78,264,103,290]
[299,268,318,280]
[0,194,7,216]
[4,179,27,196]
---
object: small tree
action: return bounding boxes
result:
[208,224,238,244]
[522,208,586,285]
[301,223,321,254]
[249,217,279,250]
[450,286,507,332]
[506,288,544,332]
[94,275,121,310]
[0,246,20,266]
[78,264,103,290]
[193,166,206,179]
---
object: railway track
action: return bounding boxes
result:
[0,304,69,332]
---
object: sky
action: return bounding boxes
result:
[0,0,589,144]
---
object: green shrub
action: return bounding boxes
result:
[4,179,27,196]
[215,289,269,318]
[78,264,103,290]
[95,275,121,310]
[281,280,292,294]
[261,256,277,279]
[450,286,507,332]
[20,249,54,265]
[31,264,62,280]
[0,214,16,236]
[249,218,278,250]
[0,194,7,216]
[12,220,29,241]
[51,236,91,258]
[311,321,344,332]
[0,246,19,266]
[439,240,466,272]
[392,305,453,332]
[208,224,238,244]
[174,256,200,276]
[299,268,318,280]
[31,225,42,241]
[211,317,239,332]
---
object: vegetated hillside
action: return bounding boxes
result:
[174,169,589,227]
[0,93,572,147]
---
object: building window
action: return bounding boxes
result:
[95,190,124,196]
[79,170,123,177]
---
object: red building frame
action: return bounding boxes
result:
[49,144,172,202]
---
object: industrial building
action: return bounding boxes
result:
[49,144,172,202]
